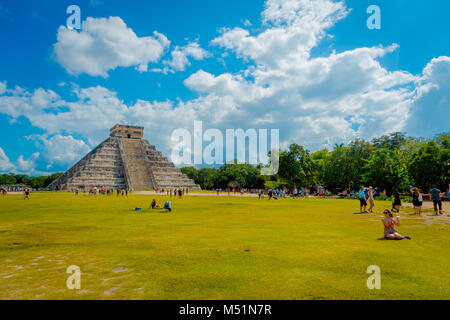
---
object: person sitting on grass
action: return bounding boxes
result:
[163,201,172,212]
[150,199,162,209]
[382,209,411,240]
[358,186,367,213]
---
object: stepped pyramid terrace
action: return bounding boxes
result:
[47,125,200,191]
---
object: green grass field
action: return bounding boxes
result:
[0,192,449,300]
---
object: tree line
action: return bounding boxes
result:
[0,173,62,189]
[181,132,449,195]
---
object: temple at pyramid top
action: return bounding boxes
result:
[47,124,200,191]
[110,124,144,139]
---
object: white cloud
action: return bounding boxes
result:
[0,147,16,173]
[30,135,92,169]
[164,42,210,72]
[0,147,46,176]
[211,0,349,68]
[406,56,450,137]
[53,16,170,77]
[17,152,40,172]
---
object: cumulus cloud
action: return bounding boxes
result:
[0,147,46,175]
[211,0,349,68]
[17,152,40,172]
[164,42,210,72]
[53,16,170,77]
[406,56,450,137]
[0,147,16,172]
[28,135,92,169]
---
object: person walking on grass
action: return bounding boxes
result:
[358,186,368,213]
[392,190,401,213]
[368,186,375,213]
[24,188,30,200]
[382,209,411,240]
[429,186,443,215]
[410,187,423,215]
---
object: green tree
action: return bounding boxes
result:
[408,141,448,190]
[322,146,351,191]
[372,132,408,150]
[434,132,450,149]
[216,163,264,189]
[278,144,314,188]
[0,174,17,185]
[180,166,198,183]
[346,139,373,188]
[363,149,409,195]
[311,148,329,186]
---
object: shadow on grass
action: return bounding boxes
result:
[377,237,402,241]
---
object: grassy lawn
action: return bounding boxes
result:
[0,192,448,300]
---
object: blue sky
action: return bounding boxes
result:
[0,0,449,175]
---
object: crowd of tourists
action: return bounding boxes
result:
[72,187,129,197]
[212,187,332,198]
[165,188,187,198]
[154,187,190,195]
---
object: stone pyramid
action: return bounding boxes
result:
[47,125,200,191]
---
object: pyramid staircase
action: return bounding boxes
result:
[47,138,127,191]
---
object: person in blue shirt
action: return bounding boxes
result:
[164,200,172,212]
[358,186,367,213]
[429,187,442,215]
